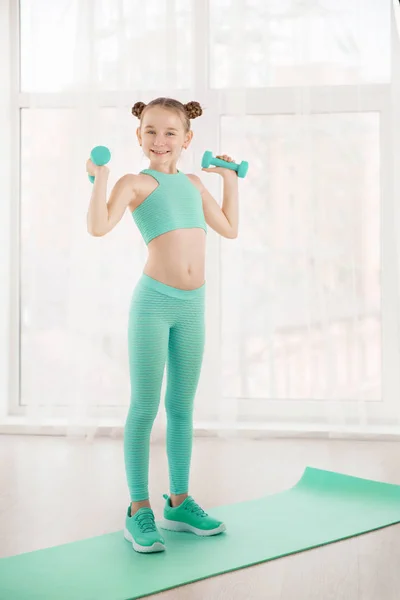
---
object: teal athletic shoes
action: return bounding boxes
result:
[160,494,226,536]
[124,506,165,553]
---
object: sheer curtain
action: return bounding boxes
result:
[1,0,399,439]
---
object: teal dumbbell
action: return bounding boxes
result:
[201,150,249,178]
[88,145,111,183]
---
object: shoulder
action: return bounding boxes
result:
[115,173,142,191]
[186,173,205,193]
[113,173,151,198]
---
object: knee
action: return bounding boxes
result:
[127,398,159,428]
[165,401,193,424]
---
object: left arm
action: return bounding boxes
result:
[188,155,239,239]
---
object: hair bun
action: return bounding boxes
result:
[184,101,203,120]
[132,102,146,118]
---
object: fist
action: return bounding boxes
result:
[86,158,109,178]
[202,153,236,177]
[216,154,235,163]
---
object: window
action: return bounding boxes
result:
[221,113,381,402]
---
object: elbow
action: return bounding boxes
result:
[227,230,238,239]
[88,226,106,237]
[87,218,107,237]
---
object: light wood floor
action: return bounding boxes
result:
[1,434,400,599]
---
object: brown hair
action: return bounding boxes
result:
[132,97,203,133]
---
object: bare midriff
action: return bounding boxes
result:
[143,228,206,290]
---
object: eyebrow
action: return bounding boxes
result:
[144,125,179,131]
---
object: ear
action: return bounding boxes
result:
[136,127,142,146]
[183,130,193,150]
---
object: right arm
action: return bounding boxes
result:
[86,166,138,237]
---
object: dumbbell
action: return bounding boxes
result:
[201,150,249,178]
[88,145,111,183]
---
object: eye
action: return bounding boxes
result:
[146,130,155,134]
[167,132,175,136]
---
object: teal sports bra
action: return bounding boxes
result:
[131,169,207,245]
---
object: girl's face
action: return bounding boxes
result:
[137,106,193,165]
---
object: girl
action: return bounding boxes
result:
[86,97,239,554]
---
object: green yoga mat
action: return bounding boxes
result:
[2,466,400,600]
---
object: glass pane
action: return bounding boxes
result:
[19,108,148,410]
[20,0,192,92]
[210,0,390,87]
[221,113,381,401]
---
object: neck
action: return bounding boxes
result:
[148,162,179,174]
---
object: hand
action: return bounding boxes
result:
[86,158,109,178]
[202,154,237,178]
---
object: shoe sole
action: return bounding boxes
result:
[159,519,226,536]
[123,528,165,553]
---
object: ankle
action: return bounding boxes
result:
[131,499,151,516]
[170,493,188,508]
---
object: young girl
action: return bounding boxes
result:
[86,97,239,554]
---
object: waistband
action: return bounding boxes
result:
[138,273,206,300]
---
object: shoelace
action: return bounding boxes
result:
[136,512,157,533]
[184,498,208,518]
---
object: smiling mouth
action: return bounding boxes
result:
[151,150,170,155]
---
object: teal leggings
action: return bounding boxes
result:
[124,273,206,501]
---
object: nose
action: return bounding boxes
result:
[154,135,165,146]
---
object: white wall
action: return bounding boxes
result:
[0,2,11,420]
